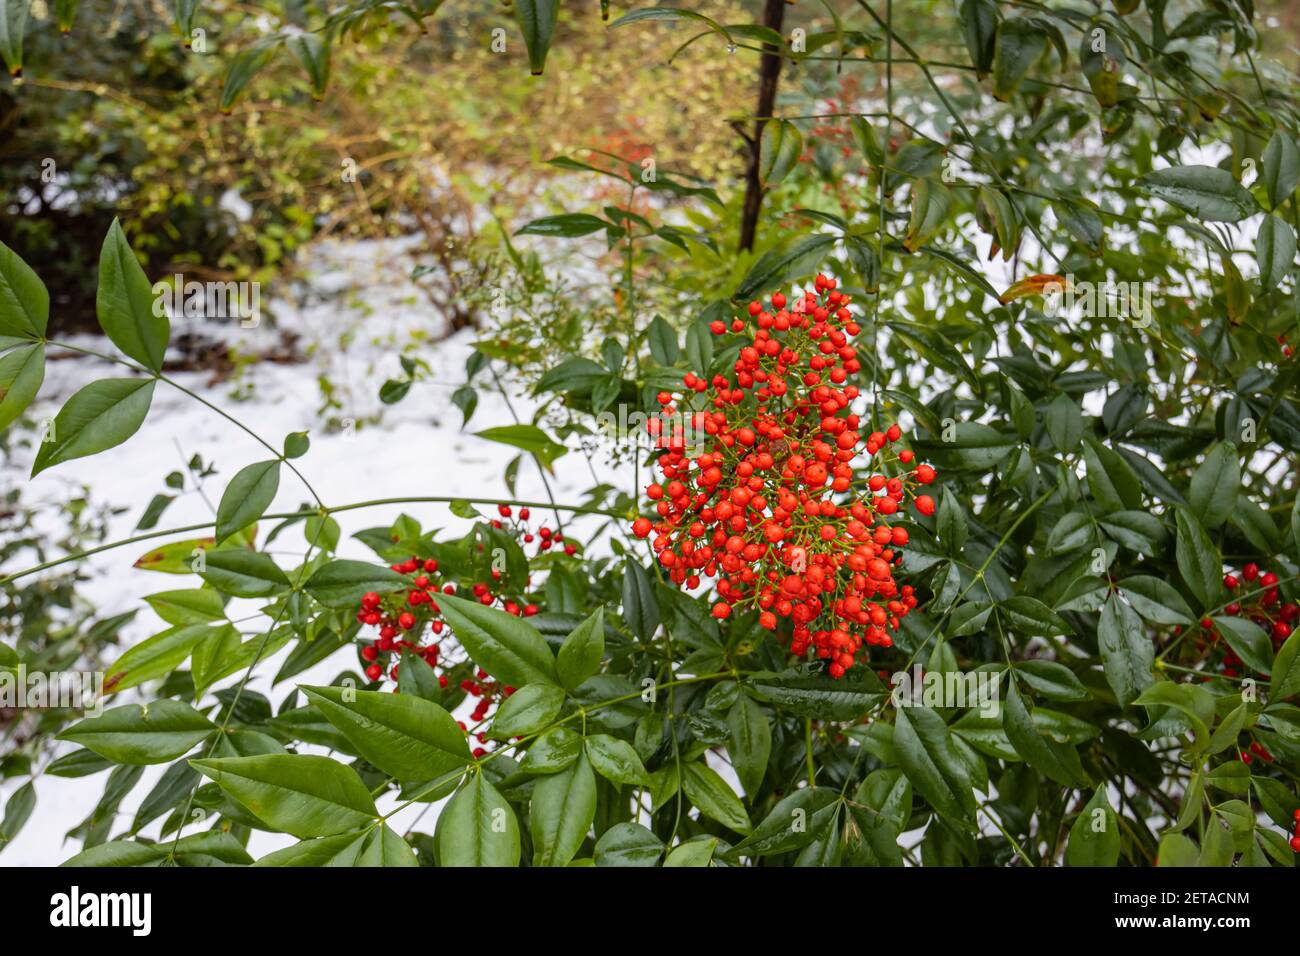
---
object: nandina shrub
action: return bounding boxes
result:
[2,0,1300,871]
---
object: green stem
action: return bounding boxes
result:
[1,496,622,585]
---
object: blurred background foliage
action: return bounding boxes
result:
[0,0,754,337]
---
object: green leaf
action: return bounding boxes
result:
[0,780,35,846]
[594,822,663,866]
[1139,166,1259,222]
[435,773,521,866]
[1066,787,1120,866]
[843,234,880,293]
[488,683,566,739]
[1261,129,1300,209]
[1097,593,1154,708]
[0,239,48,338]
[1174,506,1224,610]
[0,0,28,78]
[664,837,718,867]
[531,752,597,866]
[301,686,471,782]
[302,559,406,609]
[759,119,802,185]
[998,596,1070,637]
[1188,442,1239,528]
[1135,681,1211,750]
[96,220,168,371]
[747,667,886,719]
[286,32,330,99]
[475,424,567,472]
[30,378,155,476]
[1002,682,1087,787]
[437,593,558,688]
[646,315,679,366]
[556,607,604,690]
[60,840,164,868]
[103,623,218,694]
[904,179,954,252]
[960,0,998,77]
[684,312,716,374]
[1159,832,1196,868]
[198,549,290,598]
[1273,629,1300,700]
[0,342,44,431]
[1207,701,1248,755]
[727,787,840,859]
[734,234,837,300]
[191,754,378,838]
[892,705,976,826]
[621,558,660,641]
[1083,436,1142,512]
[726,696,771,797]
[517,213,608,237]
[845,771,908,866]
[521,726,583,774]
[1119,575,1195,626]
[215,460,280,544]
[513,0,558,74]
[992,18,1047,100]
[681,762,750,834]
[0,641,18,675]
[976,185,1019,259]
[1205,760,1251,795]
[585,734,650,786]
[1098,511,1166,557]
[936,486,969,552]
[1256,215,1296,291]
[1015,660,1088,702]
[1053,200,1105,254]
[58,700,215,764]
[283,431,310,459]
[219,38,280,112]
[1212,616,1273,675]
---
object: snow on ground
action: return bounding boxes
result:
[1,237,627,865]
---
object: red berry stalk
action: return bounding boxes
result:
[631,275,937,678]
[351,505,558,754]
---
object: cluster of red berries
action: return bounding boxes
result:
[1188,563,1298,681]
[352,505,558,756]
[484,504,576,557]
[1290,809,1300,852]
[631,275,935,678]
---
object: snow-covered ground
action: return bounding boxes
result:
[1,237,624,865]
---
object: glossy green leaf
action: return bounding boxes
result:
[437,593,557,688]
[30,378,155,476]
[302,685,472,782]
[191,754,378,838]
[530,752,597,866]
[96,220,168,371]
[58,700,215,765]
